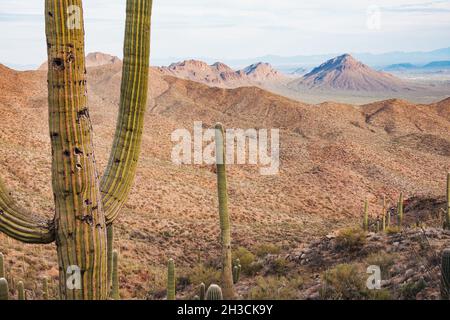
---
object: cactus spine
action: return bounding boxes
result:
[199,283,206,300]
[167,259,176,300]
[111,250,120,300]
[0,252,4,278]
[0,278,8,300]
[206,284,223,300]
[441,249,450,299]
[398,193,404,227]
[363,200,369,231]
[18,281,25,300]
[0,0,152,299]
[215,123,235,299]
[446,173,450,230]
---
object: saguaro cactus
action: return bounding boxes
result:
[18,281,25,300]
[363,200,369,231]
[167,259,176,300]
[446,173,450,230]
[0,278,8,300]
[42,278,49,300]
[215,123,235,299]
[111,250,120,300]
[0,0,152,300]
[107,225,114,291]
[206,284,223,300]
[441,249,450,299]
[0,252,4,278]
[398,193,404,227]
[199,283,206,300]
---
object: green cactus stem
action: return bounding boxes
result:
[215,123,235,299]
[199,283,206,300]
[18,281,25,300]
[441,249,450,299]
[446,173,450,230]
[111,250,120,300]
[363,200,369,231]
[107,224,114,292]
[233,259,241,284]
[0,0,153,300]
[398,193,404,227]
[0,252,4,278]
[100,0,153,223]
[206,284,223,300]
[0,278,8,300]
[382,215,386,232]
[167,259,176,300]
[42,278,49,300]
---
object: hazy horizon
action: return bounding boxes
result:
[1,0,450,69]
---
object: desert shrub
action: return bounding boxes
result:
[335,228,366,251]
[233,247,257,275]
[320,264,368,300]
[266,257,290,276]
[247,276,303,300]
[255,243,281,258]
[385,226,401,235]
[399,278,426,300]
[365,252,396,278]
[369,289,392,300]
[187,264,221,289]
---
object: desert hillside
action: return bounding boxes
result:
[0,62,449,298]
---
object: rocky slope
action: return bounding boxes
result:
[0,61,449,299]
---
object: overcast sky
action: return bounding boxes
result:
[1,0,450,67]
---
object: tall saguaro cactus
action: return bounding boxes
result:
[0,0,152,300]
[446,173,450,230]
[167,259,176,300]
[398,193,404,227]
[363,199,369,232]
[215,123,235,300]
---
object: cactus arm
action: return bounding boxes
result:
[215,123,235,299]
[0,180,54,244]
[101,0,153,224]
[0,278,8,300]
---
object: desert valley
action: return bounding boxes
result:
[0,50,449,299]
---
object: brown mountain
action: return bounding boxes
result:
[0,61,449,298]
[157,59,286,88]
[38,52,121,70]
[289,54,411,92]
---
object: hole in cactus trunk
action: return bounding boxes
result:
[52,58,65,71]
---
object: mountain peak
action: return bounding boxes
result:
[292,54,407,92]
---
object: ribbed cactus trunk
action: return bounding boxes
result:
[0,0,152,300]
[363,200,369,231]
[446,173,450,230]
[45,0,107,300]
[441,249,450,299]
[167,259,175,300]
[215,123,235,300]
[398,193,404,227]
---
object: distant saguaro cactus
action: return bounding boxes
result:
[398,193,404,227]
[0,252,4,278]
[0,0,153,299]
[363,200,369,231]
[199,283,206,300]
[0,278,8,300]
[206,284,223,300]
[42,278,49,300]
[446,173,450,230]
[215,123,236,299]
[17,281,25,300]
[111,250,120,300]
[167,259,176,300]
[441,249,450,299]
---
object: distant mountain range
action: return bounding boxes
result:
[151,47,450,71]
[383,60,450,72]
